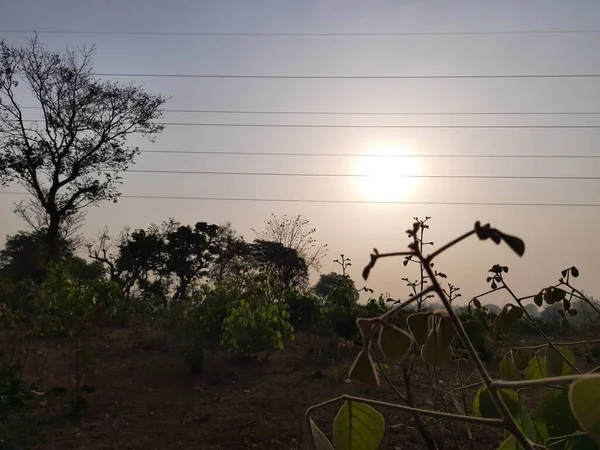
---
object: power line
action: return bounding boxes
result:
[18,106,600,116]
[138,150,600,159]
[155,122,600,129]
[0,190,598,207]
[122,169,600,181]
[91,72,600,79]
[3,28,600,37]
[21,119,600,129]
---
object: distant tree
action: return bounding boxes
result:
[161,222,220,302]
[0,229,73,281]
[210,222,249,282]
[249,239,308,290]
[483,304,502,315]
[523,303,540,317]
[0,37,165,254]
[314,272,359,305]
[252,214,327,272]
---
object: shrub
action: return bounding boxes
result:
[284,290,322,330]
[221,276,294,358]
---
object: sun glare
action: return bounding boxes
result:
[354,146,421,202]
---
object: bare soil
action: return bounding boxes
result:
[2,328,597,450]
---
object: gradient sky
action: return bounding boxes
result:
[1,0,599,305]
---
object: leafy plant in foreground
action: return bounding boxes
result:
[304,221,600,450]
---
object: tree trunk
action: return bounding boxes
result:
[45,215,62,260]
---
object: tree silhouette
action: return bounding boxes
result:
[252,214,327,272]
[0,37,165,254]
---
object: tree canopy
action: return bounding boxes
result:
[0,37,165,253]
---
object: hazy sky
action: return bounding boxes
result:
[1,0,599,305]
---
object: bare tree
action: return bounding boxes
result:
[0,37,165,254]
[252,214,327,272]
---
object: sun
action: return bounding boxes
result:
[354,146,421,202]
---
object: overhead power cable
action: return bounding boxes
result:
[18,106,600,116]
[3,28,600,37]
[19,120,600,129]
[121,169,600,180]
[138,150,600,158]
[0,191,598,208]
[91,72,600,80]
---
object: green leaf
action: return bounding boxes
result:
[495,310,512,333]
[421,329,452,366]
[525,355,548,380]
[474,387,520,419]
[514,348,531,371]
[551,288,567,304]
[534,421,549,443]
[569,374,600,444]
[437,316,457,347]
[507,306,524,324]
[546,346,576,377]
[304,418,334,450]
[378,322,412,361]
[348,351,379,386]
[501,354,520,380]
[407,312,430,345]
[536,388,579,444]
[499,232,526,257]
[534,292,544,307]
[333,401,384,450]
[473,298,482,309]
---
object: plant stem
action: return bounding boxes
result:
[421,251,535,450]
[504,282,580,375]
[428,230,476,261]
[306,394,506,427]
[514,339,600,351]
[490,375,582,389]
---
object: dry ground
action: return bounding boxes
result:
[2,327,598,449]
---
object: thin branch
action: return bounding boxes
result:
[306,394,505,427]
[490,375,582,389]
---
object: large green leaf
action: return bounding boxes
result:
[348,351,379,386]
[495,310,512,333]
[569,375,600,444]
[525,355,548,380]
[514,348,531,371]
[501,354,520,380]
[333,401,384,450]
[304,418,334,450]
[407,312,430,345]
[421,329,452,366]
[496,395,540,450]
[507,305,524,324]
[378,322,412,361]
[536,388,580,448]
[437,315,457,347]
[546,346,576,377]
[473,387,520,419]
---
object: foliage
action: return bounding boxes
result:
[315,272,359,306]
[284,289,322,330]
[458,305,496,362]
[0,37,165,250]
[305,220,600,450]
[221,276,294,358]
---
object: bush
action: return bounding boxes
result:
[458,305,495,362]
[284,290,322,330]
[221,276,294,358]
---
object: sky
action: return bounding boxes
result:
[0,0,599,305]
